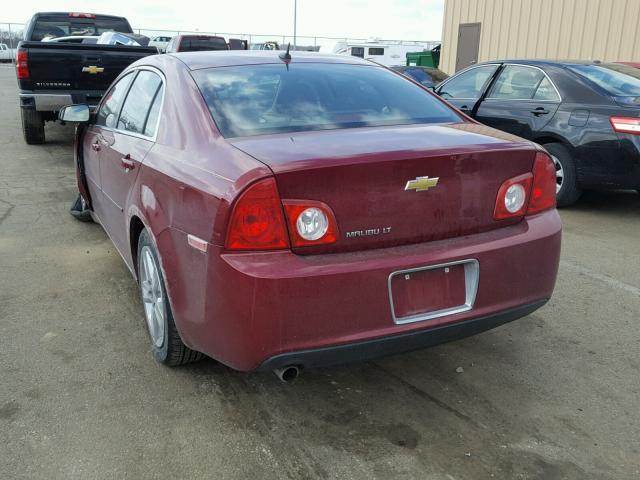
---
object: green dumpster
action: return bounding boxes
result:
[406,44,441,68]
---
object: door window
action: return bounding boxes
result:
[438,65,498,99]
[488,65,558,101]
[96,73,135,128]
[117,70,163,136]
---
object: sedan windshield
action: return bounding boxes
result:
[192,63,461,137]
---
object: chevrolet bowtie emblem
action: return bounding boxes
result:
[405,176,439,192]
[82,66,104,74]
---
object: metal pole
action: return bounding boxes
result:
[293,0,297,50]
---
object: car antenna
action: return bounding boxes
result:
[279,43,292,67]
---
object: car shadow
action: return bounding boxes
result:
[171,316,590,478]
[565,189,639,216]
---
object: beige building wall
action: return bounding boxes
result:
[441,0,640,74]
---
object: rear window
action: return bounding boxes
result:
[568,64,640,99]
[180,37,228,52]
[193,63,462,138]
[29,15,131,41]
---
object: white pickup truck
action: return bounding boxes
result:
[0,43,13,62]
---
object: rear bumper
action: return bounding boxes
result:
[164,209,561,371]
[19,90,104,112]
[258,299,547,370]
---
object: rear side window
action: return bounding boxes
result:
[96,73,135,128]
[368,48,384,56]
[193,63,461,138]
[439,65,498,100]
[29,16,131,41]
[118,71,163,136]
[533,77,560,101]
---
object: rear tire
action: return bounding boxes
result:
[544,142,581,207]
[21,109,45,145]
[137,229,203,366]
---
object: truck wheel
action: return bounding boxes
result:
[544,143,581,207]
[137,229,204,366]
[21,109,45,145]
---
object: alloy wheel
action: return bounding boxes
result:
[139,246,165,348]
[551,155,564,194]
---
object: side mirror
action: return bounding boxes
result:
[59,104,90,123]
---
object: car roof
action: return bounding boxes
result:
[475,59,617,68]
[170,50,374,70]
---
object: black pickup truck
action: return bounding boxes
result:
[16,12,157,144]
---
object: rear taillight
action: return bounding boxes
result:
[494,151,556,220]
[282,200,339,247]
[225,178,289,251]
[16,49,29,80]
[527,151,557,214]
[494,173,533,220]
[610,116,640,135]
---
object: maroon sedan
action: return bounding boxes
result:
[61,51,561,379]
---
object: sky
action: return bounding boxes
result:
[1,0,445,41]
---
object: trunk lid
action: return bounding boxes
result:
[229,123,538,254]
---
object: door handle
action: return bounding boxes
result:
[531,107,550,115]
[460,105,469,111]
[121,154,136,172]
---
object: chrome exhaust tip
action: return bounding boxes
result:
[273,366,299,383]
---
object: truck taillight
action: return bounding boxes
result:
[610,116,640,135]
[16,49,29,80]
[69,12,96,18]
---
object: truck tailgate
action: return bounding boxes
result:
[19,42,156,93]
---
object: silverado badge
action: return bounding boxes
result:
[82,66,105,74]
[405,176,439,192]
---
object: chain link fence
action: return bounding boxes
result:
[0,22,438,63]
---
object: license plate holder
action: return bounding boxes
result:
[388,259,479,325]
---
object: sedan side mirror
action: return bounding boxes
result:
[59,104,90,123]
